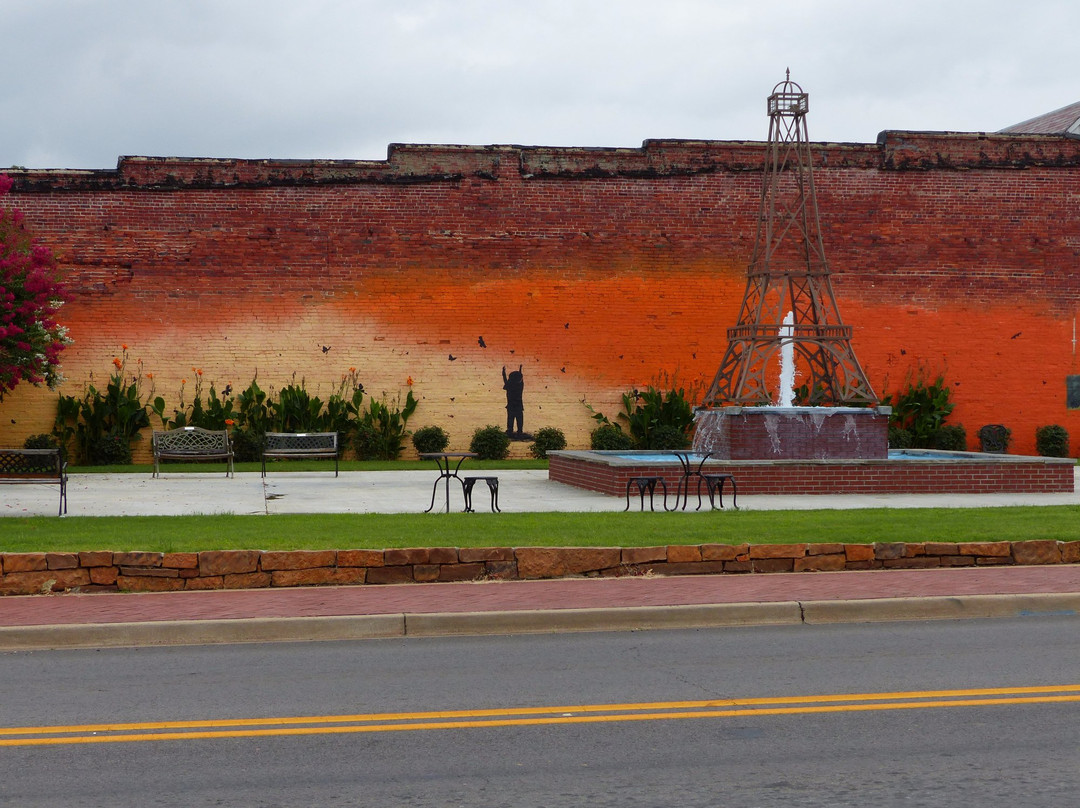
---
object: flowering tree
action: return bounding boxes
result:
[0,174,70,401]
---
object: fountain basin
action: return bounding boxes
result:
[547,449,1075,497]
[692,406,890,460]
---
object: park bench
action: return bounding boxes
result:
[152,427,234,478]
[262,432,339,477]
[0,448,68,515]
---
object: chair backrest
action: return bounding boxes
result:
[153,427,230,453]
[0,448,62,475]
[264,432,337,452]
[977,424,1010,453]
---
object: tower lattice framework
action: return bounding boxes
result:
[703,73,877,407]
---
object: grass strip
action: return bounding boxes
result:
[2,506,1078,554]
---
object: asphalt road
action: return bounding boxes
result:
[3,616,1079,807]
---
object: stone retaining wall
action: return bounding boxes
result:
[2,541,1078,596]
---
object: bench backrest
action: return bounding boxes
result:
[152,427,231,454]
[0,448,64,476]
[264,432,337,452]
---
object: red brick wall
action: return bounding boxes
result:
[547,452,1076,497]
[3,132,1080,457]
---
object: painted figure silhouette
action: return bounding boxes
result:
[502,365,524,437]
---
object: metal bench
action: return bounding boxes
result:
[152,427,234,478]
[262,432,339,477]
[462,476,501,512]
[0,448,68,515]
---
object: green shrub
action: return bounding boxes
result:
[651,423,690,450]
[23,433,58,450]
[882,373,954,450]
[55,350,151,465]
[587,386,695,450]
[931,424,967,451]
[888,427,913,449]
[353,422,383,461]
[353,391,418,460]
[1035,425,1070,457]
[529,427,567,459]
[412,425,450,454]
[22,433,60,470]
[230,428,264,463]
[89,432,133,465]
[470,425,511,460]
[590,423,634,450]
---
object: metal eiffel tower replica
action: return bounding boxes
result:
[703,72,877,407]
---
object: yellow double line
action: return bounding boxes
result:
[4,685,1079,747]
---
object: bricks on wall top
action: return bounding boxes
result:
[0,541,1077,596]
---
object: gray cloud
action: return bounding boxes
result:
[3,0,1077,168]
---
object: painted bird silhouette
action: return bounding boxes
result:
[448,354,457,361]
[478,336,487,348]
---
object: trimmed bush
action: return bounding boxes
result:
[529,427,567,459]
[931,424,967,451]
[22,433,60,470]
[412,425,450,455]
[353,423,389,461]
[1035,425,1070,457]
[888,427,913,449]
[89,432,132,465]
[590,423,634,450]
[651,423,690,450]
[470,425,511,460]
[23,433,59,450]
[230,429,264,463]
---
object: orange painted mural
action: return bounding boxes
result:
[2,133,1079,458]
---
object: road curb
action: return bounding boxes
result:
[405,602,803,637]
[801,592,1080,624]
[0,614,405,651]
[1,594,1078,650]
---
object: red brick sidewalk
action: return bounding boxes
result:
[3,565,1079,628]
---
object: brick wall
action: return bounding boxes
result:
[547,452,1076,497]
[1,540,1077,595]
[2,132,1080,457]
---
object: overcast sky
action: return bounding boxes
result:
[3,0,1077,170]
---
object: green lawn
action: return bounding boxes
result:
[2,506,1078,554]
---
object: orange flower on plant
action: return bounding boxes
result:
[121,343,128,351]
[146,372,154,380]
[112,357,122,369]
[225,419,235,426]
[197,369,203,376]
[406,376,414,386]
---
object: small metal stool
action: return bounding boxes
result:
[702,474,738,510]
[624,476,667,511]
[462,476,501,512]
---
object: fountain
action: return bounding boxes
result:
[547,74,1074,498]
[693,70,887,463]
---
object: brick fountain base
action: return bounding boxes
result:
[548,407,1074,496]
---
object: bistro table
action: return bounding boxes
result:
[420,452,478,513]
[666,450,715,511]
